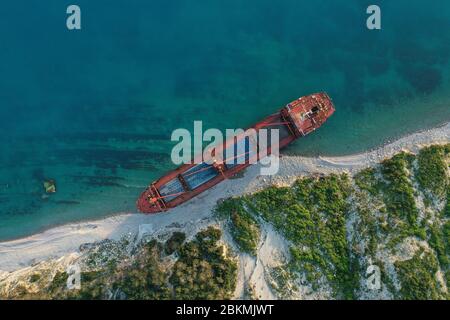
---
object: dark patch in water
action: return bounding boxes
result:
[306,52,332,73]
[15,132,170,144]
[393,40,443,67]
[32,168,45,181]
[69,175,127,187]
[69,175,125,181]
[397,64,442,94]
[342,69,366,112]
[54,200,81,205]
[52,148,166,171]
[366,86,395,107]
[367,57,390,77]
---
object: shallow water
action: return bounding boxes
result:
[0,0,449,240]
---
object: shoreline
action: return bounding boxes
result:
[1,120,449,244]
[2,119,448,244]
[0,122,449,272]
[327,120,450,158]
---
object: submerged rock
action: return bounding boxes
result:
[43,179,56,194]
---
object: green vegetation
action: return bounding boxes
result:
[114,240,171,299]
[164,232,186,255]
[254,174,356,298]
[354,167,382,197]
[215,145,449,300]
[170,228,237,299]
[351,153,425,252]
[395,248,443,300]
[444,221,450,289]
[268,266,297,299]
[416,145,449,201]
[216,174,357,299]
[428,222,449,277]
[215,198,260,255]
[2,144,449,300]
[415,144,450,292]
[429,219,450,290]
[445,189,450,218]
[1,227,237,300]
[29,274,41,283]
[43,241,171,300]
[380,152,425,244]
[353,147,449,298]
[353,168,386,258]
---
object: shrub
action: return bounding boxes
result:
[395,248,443,300]
[243,174,356,298]
[170,227,237,299]
[416,145,448,200]
[165,232,186,255]
[380,152,422,242]
[216,198,260,255]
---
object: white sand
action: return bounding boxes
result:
[0,123,449,273]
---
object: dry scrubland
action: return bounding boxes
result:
[0,143,449,300]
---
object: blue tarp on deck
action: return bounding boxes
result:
[182,163,218,190]
[159,178,184,202]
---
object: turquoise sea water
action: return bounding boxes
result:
[0,0,449,240]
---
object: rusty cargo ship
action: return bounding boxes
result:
[137,92,335,213]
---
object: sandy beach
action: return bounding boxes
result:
[0,122,449,273]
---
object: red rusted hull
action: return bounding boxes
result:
[137,92,335,214]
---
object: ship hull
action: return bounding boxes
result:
[137,92,335,214]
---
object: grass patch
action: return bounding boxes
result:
[395,248,443,300]
[416,145,449,201]
[170,227,237,299]
[113,240,171,299]
[215,198,260,255]
[245,174,356,298]
[5,228,237,300]
[380,152,425,244]
[164,232,186,255]
[353,168,386,258]
[445,189,450,218]
[354,167,382,196]
[29,274,41,283]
